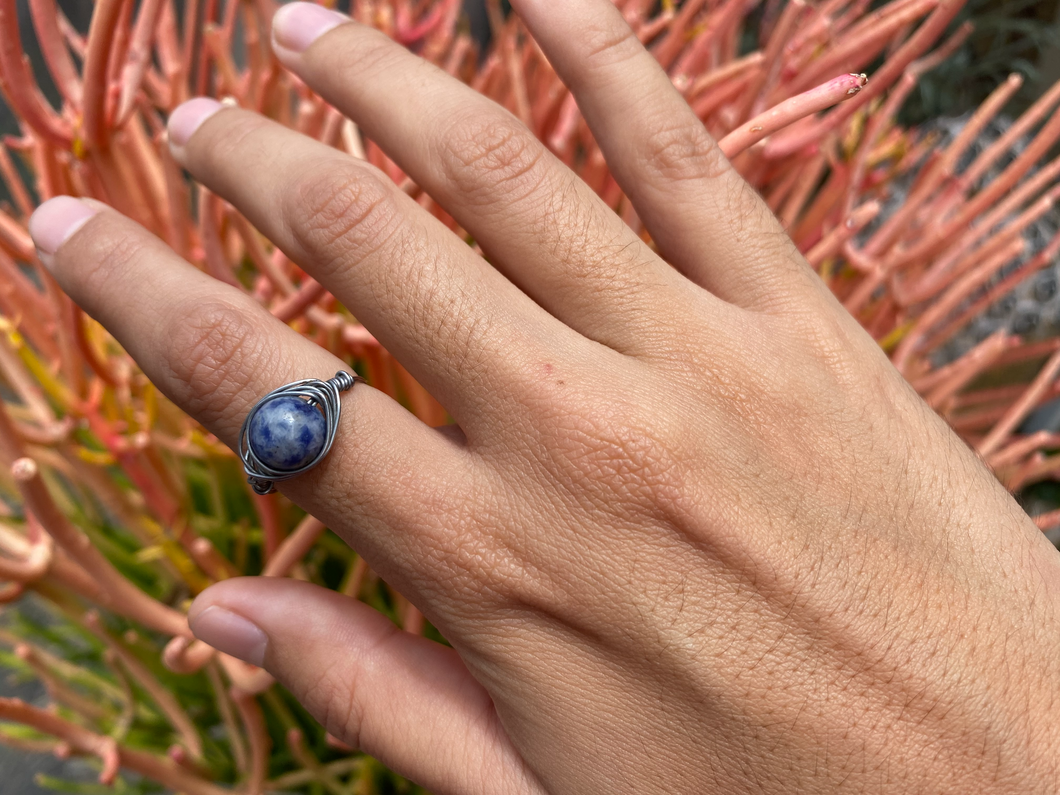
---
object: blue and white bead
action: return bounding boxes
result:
[247,396,327,472]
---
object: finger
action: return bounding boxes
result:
[268,3,708,354]
[167,100,595,429]
[29,197,475,587]
[510,0,821,311]
[189,578,545,795]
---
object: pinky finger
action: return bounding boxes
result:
[188,578,544,795]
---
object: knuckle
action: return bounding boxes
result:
[436,112,548,205]
[161,298,266,428]
[286,162,401,268]
[640,120,730,184]
[534,391,686,515]
[582,21,640,68]
[419,528,508,603]
[303,659,369,750]
[416,486,513,594]
[401,474,547,608]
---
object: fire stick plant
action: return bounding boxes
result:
[0,0,1058,792]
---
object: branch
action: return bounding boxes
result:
[12,457,189,638]
[0,0,71,146]
[14,642,110,721]
[0,515,53,583]
[1033,507,1060,532]
[978,349,1060,459]
[787,0,938,94]
[162,635,216,674]
[84,611,204,761]
[766,0,966,159]
[989,432,1060,471]
[925,331,1016,410]
[0,698,231,795]
[720,73,867,158]
[81,0,127,149]
[806,201,879,267]
[28,0,83,108]
[233,692,269,795]
[116,0,165,125]
[0,141,35,217]
[262,514,326,578]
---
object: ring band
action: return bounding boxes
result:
[239,371,364,495]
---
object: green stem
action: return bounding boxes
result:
[265,758,363,791]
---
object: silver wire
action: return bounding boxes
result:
[239,371,364,495]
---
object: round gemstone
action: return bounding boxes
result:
[247,396,327,472]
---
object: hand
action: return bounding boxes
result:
[29,1,1060,792]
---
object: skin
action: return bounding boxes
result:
[30,0,1060,792]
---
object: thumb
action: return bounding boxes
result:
[188,577,542,795]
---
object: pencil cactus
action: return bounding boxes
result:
[0,0,1057,792]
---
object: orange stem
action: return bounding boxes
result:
[81,0,127,150]
[12,457,189,638]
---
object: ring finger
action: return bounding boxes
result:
[167,100,600,431]
[29,198,477,594]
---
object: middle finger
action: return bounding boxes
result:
[267,5,710,355]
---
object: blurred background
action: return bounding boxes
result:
[6,0,1060,130]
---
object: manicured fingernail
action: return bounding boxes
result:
[272,2,346,54]
[189,605,268,668]
[28,196,99,270]
[168,97,223,148]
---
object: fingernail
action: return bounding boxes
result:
[189,605,268,667]
[168,97,223,148]
[272,2,346,54]
[28,196,99,270]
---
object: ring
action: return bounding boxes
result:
[239,371,364,495]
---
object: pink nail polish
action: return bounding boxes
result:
[28,196,99,270]
[272,2,346,54]
[168,97,223,148]
[189,605,268,667]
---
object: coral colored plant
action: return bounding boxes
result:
[0,0,1059,792]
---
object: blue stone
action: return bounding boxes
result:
[248,396,327,472]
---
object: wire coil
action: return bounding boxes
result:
[239,371,363,495]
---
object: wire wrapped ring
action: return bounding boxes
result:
[239,371,364,495]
